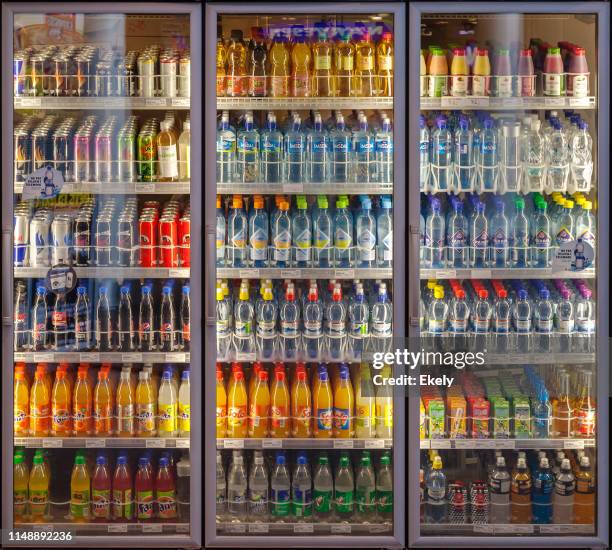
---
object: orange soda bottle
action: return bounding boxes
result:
[227,369,247,437]
[270,369,290,438]
[14,365,30,436]
[116,368,135,436]
[248,369,270,438]
[51,368,72,435]
[314,366,333,438]
[94,368,114,436]
[291,366,312,437]
[73,367,92,435]
[30,368,50,436]
[333,365,354,438]
[216,368,227,438]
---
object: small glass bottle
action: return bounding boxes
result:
[157,119,178,182]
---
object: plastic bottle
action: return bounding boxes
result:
[313,455,333,520]
[376,31,393,96]
[226,30,247,97]
[489,456,511,523]
[428,48,448,97]
[570,121,593,193]
[227,195,248,268]
[426,455,447,523]
[447,200,468,268]
[573,456,594,524]
[375,365,393,438]
[494,49,513,98]
[156,456,177,520]
[490,198,510,267]
[248,452,269,521]
[313,196,332,268]
[134,457,154,521]
[376,197,393,268]
[532,457,554,523]
[335,454,355,520]
[271,454,291,521]
[511,198,530,267]
[269,33,290,97]
[333,365,354,438]
[568,47,589,98]
[293,198,312,268]
[248,369,270,438]
[472,48,491,96]
[270,369,290,438]
[330,114,351,182]
[52,292,68,351]
[248,30,267,97]
[574,370,596,437]
[511,457,532,523]
[91,455,111,521]
[333,198,353,268]
[177,369,190,437]
[532,202,552,267]
[325,284,347,360]
[115,369,134,437]
[136,370,156,437]
[431,118,452,192]
[260,114,282,183]
[547,121,570,193]
[158,370,178,437]
[292,454,313,520]
[93,368,113,436]
[314,368,333,438]
[377,454,394,521]
[13,453,29,521]
[29,368,50,437]
[285,115,307,184]
[355,363,376,438]
[307,113,329,182]
[355,30,376,97]
[227,369,247,438]
[450,47,468,97]
[552,458,575,524]
[312,30,333,97]
[215,451,227,521]
[355,198,376,267]
[544,47,565,96]
[353,116,375,183]
[454,118,475,192]
[216,115,235,183]
[70,455,91,521]
[419,116,430,192]
[112,455,135,522]
[478,118,498,192]
[176,119,190,181]
[14,368,29,436]
[29,454,49,521]
[355,453,376,522]
[138,286,155,351]
[425,198,445,268]
[515,48,535,97]
[290,30,312,97]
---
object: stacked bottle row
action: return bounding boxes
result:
[422,449,595,525]
[217,279,393,362]
[218,25,393,98]
[419,111,593,195]
[14,279,191,352]
[14,362,190,438]
[421,279,595,345]
[420,367,595,440]
[217,362,392,439]
[14,448,190,523]
[217,194,392,269]
[217,111,393,184]
[217,449,393,523]
[420,40,590,98]
[420,192,596,269]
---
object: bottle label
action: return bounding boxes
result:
[29,489,48,516]
[313,489,332,513]
[13,406,27,433]
[71,489,91,518]
[274,230,291,260]
[52,310,67,328]
[555,478,575,496]
[493,228,507,255]
[157,489,177,519]
[112,488,133,519]
[556,227,573,243]
[512,478,532,495]
[473,229,488,248]
[314,55,331,70]
[427,487,445,501]
[250,229,268,260]
[14,488,27,515]
[489,478,510,494]
[158,145,179,178]
[231,228,246,249]
[271,489,290,516]
[571,74,589,98]
[451,75,467,95]
[94,404,112,434]
[293,489,313,517]
[357,55,374,71]
[228,405,246,428]
[250,76,266,96]
[356,488,376,512]
[535,230,551,248]
[271,405,288,429]
[32,405,50,432]
[248,403,268,429]
[217,136,235,153]
[226,75,244,96]
[335,490,354,512]
[333,407,350,431]
[137,489,154,519]
[263,137,282,154]
[92,488,111,518]
[136,403,155,433]
[117,404,134,434]
[450,229,467,247]
[315,230,331,249]
[249,489,268,515]
[494,318,510,333]
[292,75,310,96]
[428,319,445,333]
[378,55,393,71]
[378,489,393,512]
[357,229,376,260]
[576,318,595,334]
[159,403,177,433]
[270,76,288,97]
[357,140,374,154]
[73,405,90,433]
[472,75,488,96]
[52,406,71,433]
[544,73,563,96]
[558,319,574,333]
[515,319,531,333]
[377,403,393,428]
[537,319,553,333]
[179,402,191,433]
[450,319,468,333]
[356,404,373,428]
[238,138,257,154]
[335,227,352,249]
[520,75,534,96]
[576,408,595,436]
[576,478,594,494]
[533,478,553,494]
[341,57,354,71]
[497,76,513,97]
[316,407,333,431]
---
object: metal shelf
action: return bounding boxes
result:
[14,351,190,363]
[14,96,190,110]
[13,522,191,535]
[14,181,190,195]
[420,438,595,450]
[420,268,596,280]
[14,437,190,449]
[218,438,392,450]
[420,523,595,535]
[485,352,595,364]
[217,96,394,110]
[216,182,393,195]
[217,521,393,535]
[216,267,392,279]
[14,267,189,278]
[217,350,389,364]
[420,96,596,110]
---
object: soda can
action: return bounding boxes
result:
[178,215,191,267]
[31,127,50,172]
[13,213,30,266]
[74,215,92,266]
[51,216,73,265]
[179,54,190,97]
[95,61,111,97]
[117,130,136,182]
[52,130,72,181]
[14,52,28,96]
[117,215,135,266]
[95,132,113,182]
[95,216,112,266]
[160,55,177,98]
[75,56,93,96]
[159,218,179,267]
[50,55,69,97]
[124,60,137,97]
[74,130,91,182]
[30,54,45,96]
[137,130,156,182]
[138,54,155,97]
[139,217,158,267]
[14,127,31,182]
[29,217,51,267]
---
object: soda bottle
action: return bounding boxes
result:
[29,454,49,521]
[32,286,49,351]
[354,363,376,438]
[73,286,90,351]
[248,29,267,97]
[271,453,291,520]
[314,367,333,438]
[93,368,113,436]
[215,368,227,438]
[291,30,312,97]
[70,455,91,521]
[139,286,155,351]
[135,457,154,521]
[215,451,226,521]
[333,365,354,438]
[312,454,333,520]
[290,366,312,437]
[116,369,135,437]
[52,292,68,351]
[179,285,190,352]
[14,367,29,436]
[248,369,270,438]
[156,456,177,520]
[91,455,111,521]
[248,451,269,521]
[574,371,595,437]
[178,370,190,437]
[136,370,157,437]
[158,370,178,437]
[426,455,447,523]
[72,367,92,435]
[375,365,393,438]
[13,453,29,521]
[117,286,134,351]
[269,33,290,97]
[355,452,376,522]
[377,454,394,521]
[13,282,27,351]
[30,368,50,436]
[532,457,554,523]
[51,368,72,435]
[335,454,355,520]
[292,454,313,520]
[227,452,247,520]
[227,369,247,437]
[270,369,290,438]
[95,287,112,352]
[159,286,176,352]
[112,454,133,520]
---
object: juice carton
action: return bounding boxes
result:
[469,397,490,438]
[491,397,510,438]
[512,394,532,438]
[447,395,467,438]
[420,399,426,439]
[426,397,446,438]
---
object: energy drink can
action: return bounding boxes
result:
[74,130,91,182]
[159,217,179,267]
[137,129,156,182]
[30,54,46,96]
[117,214,135,266]
[14,52,28,96]
[14,127,31,182]
[13,213,30,266]
[29,217,51,267]
[95,131,113,182]
[179,214,191,267]
[95,216,112,266]
[52,130,72,181]
[50,55,69,97]
[179,54,191,97]
[74,215,92,266]
[51,215,72,265]
[117,129,136,182]
[138,54,155,97]
[139,217,157,267]
[31,126,50,172]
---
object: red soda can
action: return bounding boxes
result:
[178,215,190,267]
[139,217,157,267]
[159,218,179,267]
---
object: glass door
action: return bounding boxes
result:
[4,4,201,547]
[410,2,608,547]
[205,3,405,547]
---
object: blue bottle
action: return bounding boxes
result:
[353,115,375,183]
[471,201,488,268]
[532,457,554,524]
[216,196,226,267]
[376,197,393,268]
[532,385,552,438]
[333,198,353,268]
[454,116,475,192]
[260,113,283,183]
[292,197,312,267]
[425,197,445,268]
[285,115,306,183]
[447,199,468,268]
[490,197,509,268]
[511,197,530,268]
[330,114,351,183]
[375,116,393,184]
[249,196,269,268]
[307,113,329,183]
[479,117,498,192]
[313,195,332,268]
[355,198,377,268]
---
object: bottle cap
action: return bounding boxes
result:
[75,456,86,465]
[432,456,442,469]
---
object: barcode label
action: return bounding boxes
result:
[239,269,260,278]
[563,439,585,449]
[145,98,167,106]
[176,439,190,448]
[108,524,128,533]
[166,353,186,362]
[33,353,54,362]
[294,523,314,533]
[365,439,385,449]
[146,439,166,448]
[82,352,100,362]
[335,269,355,278]
[172,98,190,107]
[333,440,354,449]
[223,439,244,449]
[282,184,303,192]
[281,269,301,278]
[85,439,106,448]
[122,353,143,362]
[142,524,163,533]
[331,524,351,534]
[248,524,268,533]
[136,183,155,193]
[42,439,62,448]
[430,439,451,449]
[262,439,283,448]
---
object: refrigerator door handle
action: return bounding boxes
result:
[205,225,216,326]
[2,227,12,326]
[409,224,420,327]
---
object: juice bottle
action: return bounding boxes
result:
[157,120,178,182]
[116,370,135,437]
[91,455,111,521]
[517,49,535,97]
[270,369,290,438]
[472,48,491,96]
[216,36,226,97]
[13,453,29,521]
[136,370,157,437]
[73,367,92,435]
[248,369,270,438]
[573,456,594,524]
[158,370,178,437]
[355,30,377,97]
[51,368,72,435]
[30,369,50,436]
[269,33,290,98]
[94,369,113,436]
[377,31,394,97]
[178,369,191,437]
[543,47,565,97]
[40,364,52,397]
[291,31,312,97]
[420,50,427,97]
[135,457,154,521]
[494,49,513,98]
[70,455,91,522]
[178,120,190,181]
[248,362,262,402]
[226,30,247,97]
[291,367,312,437]
[375,365,393,438]
[14,367,29,436]
[553,372,573,437]
[450,47,468,97]
[355,363,376,438]
[574,371,595,437]
[113,454,133,520]
[156,456,177,520]
[333,365,354,438]
[568,47,589,98]
[28,454,49,521]
[428,48,448,97]
[335,30,355,97]
[227,369,247,437]
[312,30,333,97]
[248,28,268,97]
[314,367,333,438]
[215,368,227,438]
[510,457,532,523]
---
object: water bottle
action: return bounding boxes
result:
[279,285,299,360]
[553,458,575,524]
[333,198,353,268]
[117,285,134,351]
[523,119,546,193]
[292,198,312,267]
[312,195,332,268]
[256,287,277,360]
[249,196,269,268]
[453,117,475,192]
[216,196,226,267]
[375,116,393,184]
[430,117,452,192]
[325,284,347,361]
[377,455,394,522]
[426,456,447,523]
[489,456,511,524]
[285,115,306,183]
[234,284,255,355]
[237,114,259,183]
[335,454,355,521]
[216,452,227,522]
[447,200,468,268]
[575,287,595,352]
[32,286,49,351]
[355,198,377,268]
[471,201,488,268]
[227,452,247,521]
[371,283,392,350]
[376,197,393,268]
[428,286,448,334]
[490,198,509,268]
[511,198,530,267]
[570,121,593,193]
[348,283,369,358]
[261,113,283,183]
[139,286,155,351]
[532,457,554,524]
[425,198,445,268]
[546,121,570,193]
[532,202,552,267]
[271,454,291,521]
[353,115,375,183]
[307,113,329,183]
[499,121,521,193]
[556,199,575,246]
[248,452,269,521]
[292,455,313,521]
[474,289,492,351]
[330,114,352,182]
[227,196,248,268]
[159,286,176,352]
[313,455,333,521]
[272,200,291,268]
[419,115,430,192]
[575,201,596,254]
[96,286,112,352]
[303,286,323,360]
[478,118,498,192]
[217,114,236,183]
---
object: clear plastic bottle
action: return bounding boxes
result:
[553,458,575,524]
[95,287,112,352]
[489,456,511,523]
[292,454,313,521]
[227,452,247,522]
[178,120,190,181]
[313,455,333,521]
[271,453,291,521]
[248,452,269,521]
[426,456,447,523]
[73,286,90,351]
[335,454,355,521]
[216,115,235,183]
[355,453,376,522]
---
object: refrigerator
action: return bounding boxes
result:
[2,3,201,548]
[205,2,405,548]
[408,2,609,549]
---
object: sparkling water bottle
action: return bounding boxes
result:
[447,199,468,268]
[285,115,306,183]
[478,118,498,192]
[330,114,351,182]
[431,117,452,192]
[490,198,509,268]
[570,121,593,193]
[471,201,488,268]
[375,116,393,184]
[419,115,430,192]
[333,198,353,268]
[511,198,530,267]
[425,198,445,268]
[355,198,377,268]
[376,197,393,268]
[307,113,329,183]
[261,113,283,183]
[217,114,236,183]
[227,452,247,521]
[248,452,269,521]
[292,455,313,521]
[453,117,475,192]
[313,195,332,267]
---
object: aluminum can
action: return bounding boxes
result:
[51,215,72,265]
[139,217,158,267]
[14,127,31,182]
[179,54,190,97]
[13,213,30,266]
[117,130,136,182]
[159,217,179,267]
[74,131,91,182]
[29,217,51,267]
[31,127,50,172]
[30,54,46,96]
[95,131,113,182]
[137,129,156,181]
[75,56,93,96]
[117,215,135,266]
[178,215,191,267]
[50,55,69,97]
[14,52,28,96]
[160,56,177,98]
[52,130,72,181]
[74,215,92,266]
[138,54,155,97]
[95,216,112,266]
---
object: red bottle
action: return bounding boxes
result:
[112,455,133,521]
[135,457,154,521]
[92,455,112,521]
[156,456,177,520]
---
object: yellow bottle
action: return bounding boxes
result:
[312,30,334,97]
[355,364,376,438]
[375,365,394,438]
[226,29,247,97]
[227,369,248,437]
[291,32,312,97]
[94,369,113,436]
[333,365,354,438]
[216,369,227,438]
[335,30,355,97]
[248,369,270,438]
[14,368,29,436]
[355,30,377,97]
[135,370,157,437]
[291,367,312,437]
[156,120,178,182]
[248,362,263,403]
[28,454,49,522]
[13,453,29,521]
[216,36,227,97]
[116,370,135,436]
[73,367,92,436]
[377,31,394,97]
[158,370,178,437]
[70,455,91,522]
[51,369,72,436]
[270,369,290,438]
[30,369,50,437]
[314,367,333,438]
[269,33,290,97]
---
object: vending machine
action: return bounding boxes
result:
[408,2,608,548]
[204,2,405,547]
[2,3,201,547]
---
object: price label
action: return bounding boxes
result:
[108,524,128,533]
[34,353,54,362]
[122,353,143,362]
[236,352,257,362]
[493,439,515,449]
[563,439,585,449]
[146,439,166,448]
[82,352,100,362]
[145,98,167,107]
[142,524,163,533]
[166,353,186,362]
[32,524,54,531]
[365,439,385,449]
[430,439,451,449]
[467,97,490,107]
[333,440,354,449]
[544,97,565,107]
[248,524,268,533]
[479,440,497,449]
[42,439,62,448]
[136,183,155,193]
[282,183,303,192]
[539,525,562,533]
[569,97,591,107]
[454,439,473,449]
[262,439,283,448]
[169,268,188,278]
[228,524,246,533]
[176,524,190,533]
[238,269,260,278]
[280,269,301,278]
[294,524,314,533]
[172,97,190,107]
[85,439,106,448]
[500,97,523,108]
[334,269,355,278]
[331,524,351,534]
[223,439,245,449]
[176,439,190,448]
[435,269,456,279]
[441,97,462,108]
[14,438,27,446]
[18,97,42,108]
[369,524,391,533]
[473,269,491,279]
[419,439,431,449]
[473,524,494,533]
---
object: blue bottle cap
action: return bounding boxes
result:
[76,286,86,295]
[120,285,129,293]
[99,286,107,294]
